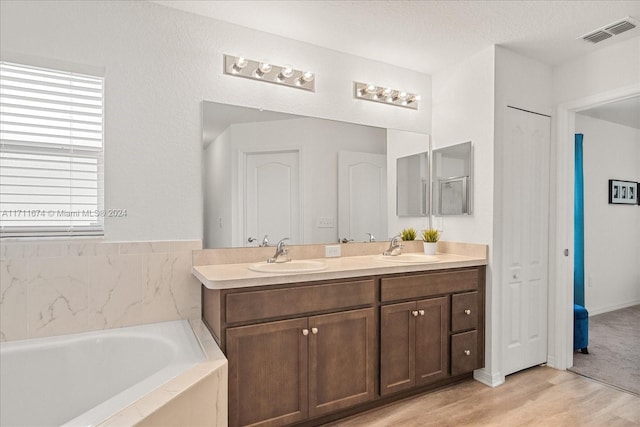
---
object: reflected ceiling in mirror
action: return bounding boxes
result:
[202,101,393,249]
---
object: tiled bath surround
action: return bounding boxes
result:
[0,239,202,342]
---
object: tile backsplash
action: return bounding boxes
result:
[0,239,202,342]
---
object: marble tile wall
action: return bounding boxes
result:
[0,239,202,342]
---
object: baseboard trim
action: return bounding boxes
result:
[474,368,505,388]
[587,300,640,316]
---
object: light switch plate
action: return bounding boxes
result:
[317,217,335,228]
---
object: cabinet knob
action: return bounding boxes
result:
[464,309,471,315]
[302,329,309,336]
[411,310,419,317]
[464,350,471,356]
[418,310,425,316]
[311,327,318,334]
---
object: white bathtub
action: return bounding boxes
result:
[0,320,205,427]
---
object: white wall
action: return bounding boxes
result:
[431,47,495,245]
[575,114,640,314]
[0,0,431,242]
[553,37,640,105]
[431,46,497,384]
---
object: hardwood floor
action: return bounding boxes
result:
[323,366,640,426]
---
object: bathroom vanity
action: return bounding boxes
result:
[194,242,486,427]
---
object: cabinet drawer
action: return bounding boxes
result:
[226,279,375,323]
[451,330,480,376]
[451,291,478,332]
[381,269,478,302]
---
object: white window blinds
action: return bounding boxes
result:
[0,61,104,237]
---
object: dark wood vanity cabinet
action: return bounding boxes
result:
[380,297,449,395]
[379,268,484,397]
[209,279,376,427]
[202,266,485,427]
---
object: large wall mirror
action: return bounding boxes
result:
[432,141,473,216]
[202,101,430,249]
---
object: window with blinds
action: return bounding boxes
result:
[0,61,104,237]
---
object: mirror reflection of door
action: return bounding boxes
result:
[338,151,387,243]
[243,150,301,246]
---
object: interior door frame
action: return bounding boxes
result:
[553,82,640,371]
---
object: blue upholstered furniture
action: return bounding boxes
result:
[573,304,589,354]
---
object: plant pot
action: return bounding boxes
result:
[423,242,437,255]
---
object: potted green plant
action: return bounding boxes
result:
[421,228,439,255]
[400,227,417,241]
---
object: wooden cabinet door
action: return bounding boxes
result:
[380,301,416,395]
[415,296,450,385]
[227,318,309,427]
[308,308,376,417]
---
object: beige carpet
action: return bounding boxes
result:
[570,304,640,395]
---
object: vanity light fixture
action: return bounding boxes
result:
[354,81,419,110]
[224,54,315,92]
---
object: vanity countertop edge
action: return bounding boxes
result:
[193,252,487,290]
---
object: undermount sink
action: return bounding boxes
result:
[376,253,440,264]
[249,259,329,274]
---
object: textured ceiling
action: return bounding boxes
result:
[152,0,640,75]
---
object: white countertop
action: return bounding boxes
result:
[193,252,487,290]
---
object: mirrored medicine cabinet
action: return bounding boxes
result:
[432,141,473,216]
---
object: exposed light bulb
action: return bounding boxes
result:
[365,84,377,95]
[299,71,314,84]
[232,56,248,73]
[407,94,421,104]
[255,62,272,78]
[277,65,294,81]
[382,88,392,97]
[398,91,408,100]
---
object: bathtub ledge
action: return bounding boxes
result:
[98,319,228,427]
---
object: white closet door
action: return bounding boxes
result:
[338,151,387,243]
[244,150,301,246]
[502,107,550,376]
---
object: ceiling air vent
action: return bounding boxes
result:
[583,31,612,44]
[580,16,638,44]
[605,20,636,35]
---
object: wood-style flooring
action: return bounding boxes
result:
[323,366,640,426]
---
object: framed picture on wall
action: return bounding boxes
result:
[608,179,638,205]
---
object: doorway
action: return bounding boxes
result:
[553,83,640,371]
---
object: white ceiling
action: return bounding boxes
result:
[152,0,640,75]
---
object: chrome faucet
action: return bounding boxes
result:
[267,238,290,263]
[366,233,376,243]
[383,234,403,256]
